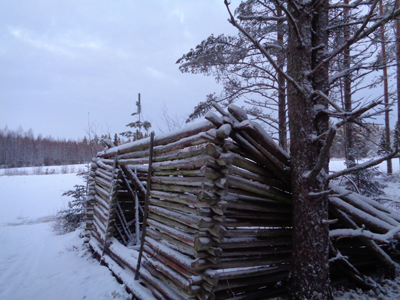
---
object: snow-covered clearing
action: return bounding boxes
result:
[0,168,132,300]
[0,160,400,299]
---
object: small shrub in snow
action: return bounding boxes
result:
[54,179,87,234]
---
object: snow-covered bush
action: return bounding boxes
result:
[53,184,87,234]
[53,170,89,234]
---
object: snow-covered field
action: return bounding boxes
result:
[1,160,400,300]
[0,167,132,300]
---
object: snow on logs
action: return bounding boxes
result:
[86,103,400,299]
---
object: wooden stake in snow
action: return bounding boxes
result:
[135,131,154,280]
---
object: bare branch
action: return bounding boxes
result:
[224,0,304,94]
[329,151,400,180]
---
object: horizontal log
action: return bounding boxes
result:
[96,159,114,172]
[146,228,206,258]
[142,261,199,299]
[203,264,290,287]
[219,245,292,257]
[329,197,394,233]
[224,197,291,213]
[101,120,215,157]
[221,165,288,192]
[330,185,400,227]
[152,183,217,195]
[95,168,113,182]
[152,176,211,188]
[143,254,201,295]
[149,198,211,217]
[150,190,209,208]
[226,175,291,203]
[152,155,218,171]
[95,176,112,190]
[148,205,214,230]
[215,236,292,249]
[225,228,292,238]
[154,144,209,162]
[216,152,273,178]
[149,212,200,235]
[154,169,203,177]
[192,254,291,271]
[145,236,197,272]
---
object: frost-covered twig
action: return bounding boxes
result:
[330,225,400,243]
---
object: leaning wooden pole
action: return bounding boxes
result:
[135,131,155,280]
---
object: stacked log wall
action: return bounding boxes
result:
[86,105,400,299]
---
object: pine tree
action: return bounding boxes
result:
[120,93,152,141]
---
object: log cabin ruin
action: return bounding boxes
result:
[84,103,400,300]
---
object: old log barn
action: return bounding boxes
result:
[84,103,400,300]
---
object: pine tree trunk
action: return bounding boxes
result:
[380,0,392,175]
[286,1,332,299]
[277,7,287,152]
[344,0,354,165]
[396,0,400,169]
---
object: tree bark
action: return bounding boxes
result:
[380,0,392,175]
[343,0,355,166]
[286,1,332,299]
[396,0,400,169]
[277,7,287,152]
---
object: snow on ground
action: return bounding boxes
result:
[0,170,132,300]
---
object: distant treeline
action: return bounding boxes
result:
[0,127,104,168]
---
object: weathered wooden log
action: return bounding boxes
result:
[95,168,113,182]
[148,205,214,230]
[150,190,209,208]
[330,197,395,233]
[135,132,154,280]
[154,169,203,177]
[152,176,211,187]
[225,174,292,203]
[149,198,211,216]
[331,185,400,227]
[95,176,112,190]
[230,131,291,187]
[330,205,399,275]
[218,245,292,257]
[149,212,200,235]
[214,236,292,249]
[227,104,290,165]
[192,254,291,271]
[143,254,201,295]
[142,260,199,299]
[221,165,288,191]
[222,192,292,207]
[143,245,197,280]
[153,155,219,171]
[96,159,114,172]
[94,194,110,211]
[145,236,198,273]
[146,228,203,258]
[154,144,210,162]
[121,165,147,196]
[223,197,291,213]
[152,183,217,195]
[224,228,292,238]
[216,152,273,178]
[203,264,290,287]
[204,111,224,127]
[101,120,215,158]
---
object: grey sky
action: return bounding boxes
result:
[0,0,240,140]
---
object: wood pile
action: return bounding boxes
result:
[85,103,400,300]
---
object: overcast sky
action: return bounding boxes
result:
[0,0,241,140]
